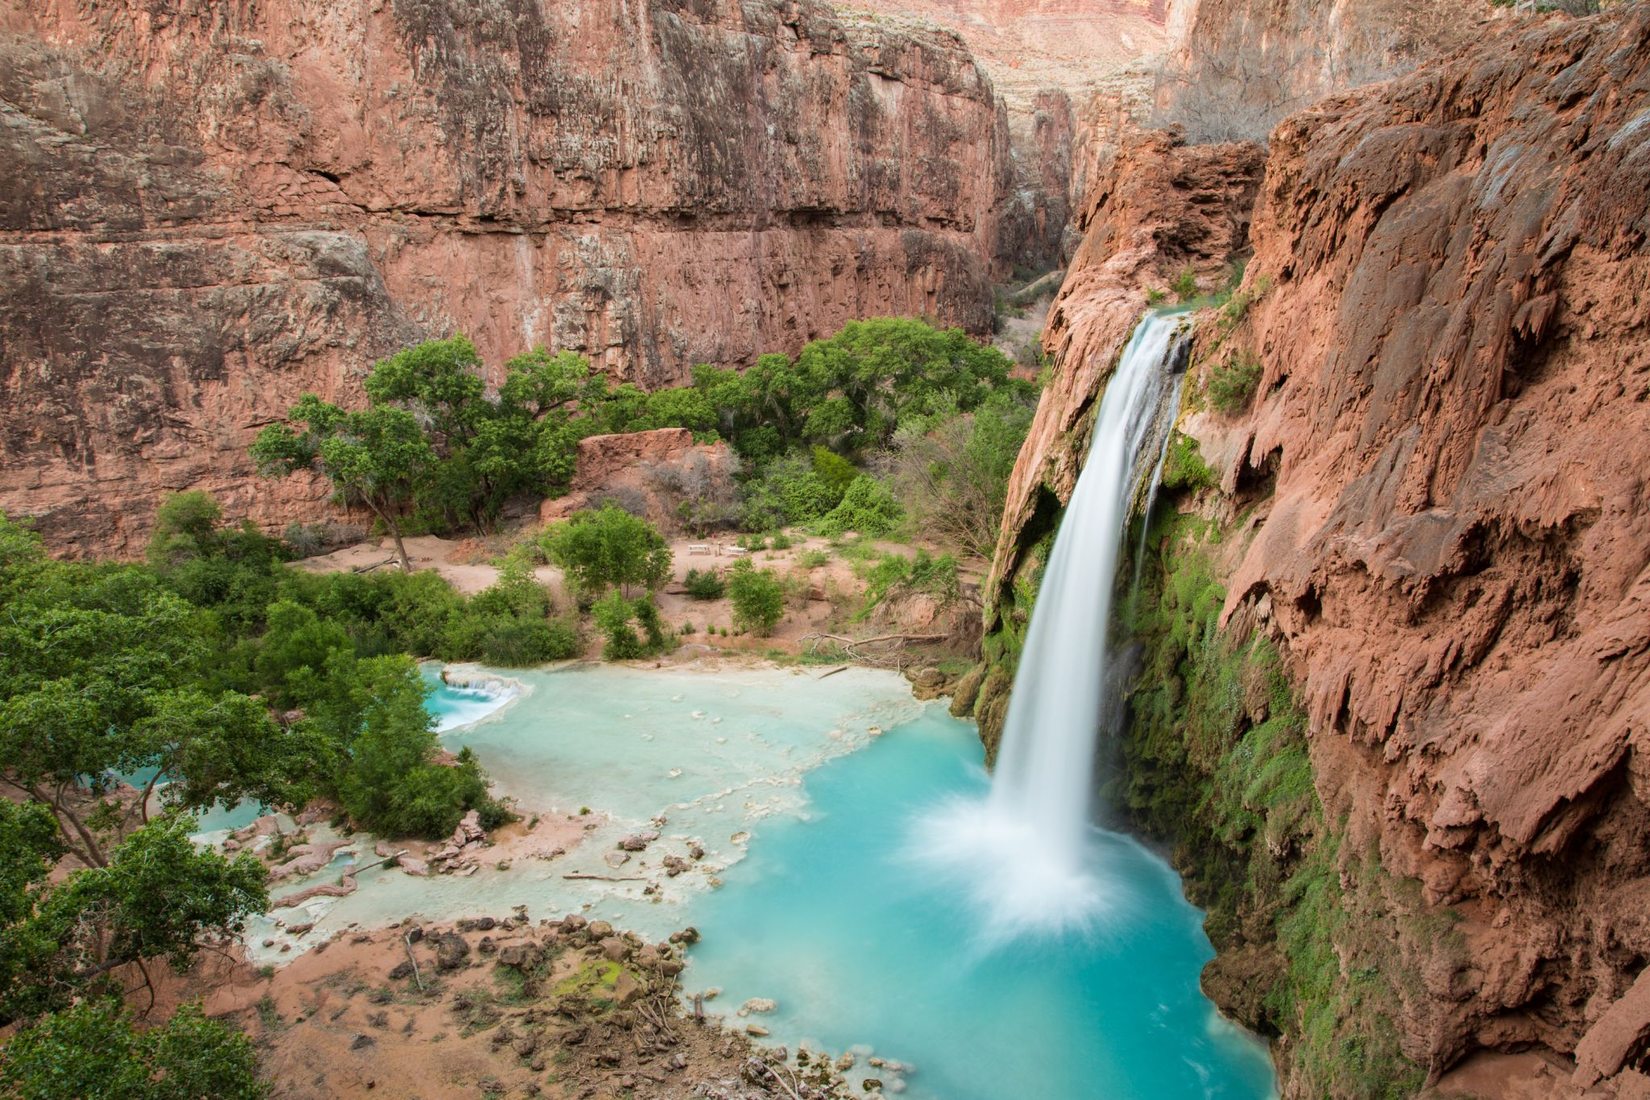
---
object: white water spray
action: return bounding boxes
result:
[912,311,1190,939]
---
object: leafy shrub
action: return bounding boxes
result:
[726,559,785,636]
[769,532,794,551]
[1146,288,1169,307]
[1207,352,1264,414]
[1171,267,1200,302]
[856,550,959,619]
[541,504,671,596]
[592,592,668,659]
[812,477,903,538]
[810,446,858,495]
[683,568,726,600]
[333,656,502,839]
[1160,433,1218,493]
[797,549,831,569]
[0,999,266,1100]
[593,590,644,659]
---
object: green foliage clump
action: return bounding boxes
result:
[0,801,267,1028]
[883,388,1036,558]
[1123,510,1431,1096]
[812,477,903,538]
[541,504,672,598]
[251,338,614,559]
[330,655,506,838]
[683,568,726,600]
[444,562,579,667]
[1160,432,1218,494]
[726,560,785,636]
[1171,267,1200,302]
[1146,288,1169,307]
[1207,352,1264,414]
[592,591,668,659]
[0,999,265,1100]
[854,550,959,621]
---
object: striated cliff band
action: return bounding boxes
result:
[976,6,1650,1097]
[1,0,1021,556]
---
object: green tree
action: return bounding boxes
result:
[251,397,434,572]
[541,504,672,597]
[0,558,303,867]
[0,999,264,1100]
[726,559,785,636]
[330,656,500,838]
[146,491,225,567]
[884,389,1036,557]
[1,808,266,1022]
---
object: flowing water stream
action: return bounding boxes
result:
[912,311,1191,938]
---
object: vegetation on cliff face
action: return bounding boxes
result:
[1124,503,1428,1097]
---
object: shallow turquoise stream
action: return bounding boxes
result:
[233,665,1275,1098]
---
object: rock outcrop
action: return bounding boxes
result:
[537,427,738,536]
[0,0,1011,556]
[1209,9,1650,1089]
[983,6,1650,1095]
[1152,0,1499,142]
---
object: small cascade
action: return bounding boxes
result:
[912,310,1191,939]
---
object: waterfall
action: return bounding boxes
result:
[911,311,1190,940]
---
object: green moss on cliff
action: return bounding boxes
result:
[1123,506,1428,1098]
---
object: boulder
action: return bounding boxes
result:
[433,933,470,972]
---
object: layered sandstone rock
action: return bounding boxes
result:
[987,7,1650,1093]
[0,0,1010,555]
[1153,0,1499,142]
[845,0,1179,268]
[537,427,737,536]
[1210,9,1650,1086]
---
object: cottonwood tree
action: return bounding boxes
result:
[252,397,434,572]
[0,800,267,1023]
[541,504,672,598]
[0,523,311,867]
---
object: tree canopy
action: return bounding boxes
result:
[540,504,672,598]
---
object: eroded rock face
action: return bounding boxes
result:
[990,7,1650,1091]
[1210,9,1650,1081]
[537,427,737,536]
[0,0,1009,556]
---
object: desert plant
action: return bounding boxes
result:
[683,568,726,600]
[726,560,785,636]
[1207,352,1264,414]
[1171,268,1200,302]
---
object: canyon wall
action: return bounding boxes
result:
[844,0,1178,269]
[1153,0,1497,142]
[0,0,1011,556]
[976,7,1650,1096]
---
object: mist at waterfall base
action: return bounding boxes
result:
[913,311,1190,940]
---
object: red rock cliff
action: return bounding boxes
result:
[0,0,1011,555]
[983,7,1650,1094]
[1215,9,1650,1088]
